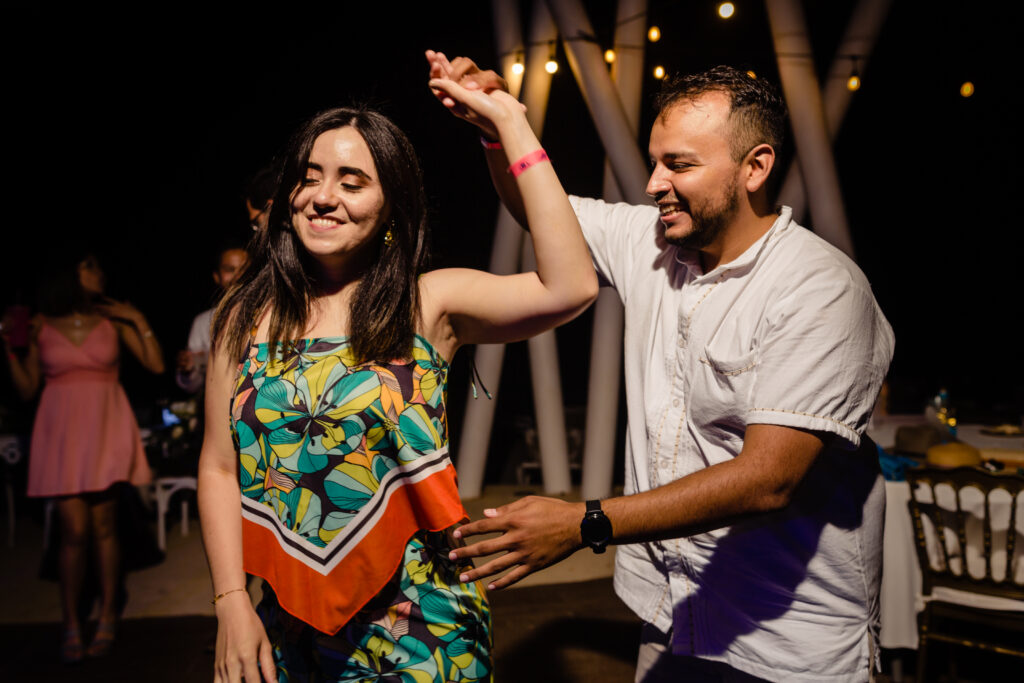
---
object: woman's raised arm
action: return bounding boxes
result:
[422,77,597,350]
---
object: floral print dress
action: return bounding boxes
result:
[231,335,492,682]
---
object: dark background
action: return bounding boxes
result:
[3,1,1020,480]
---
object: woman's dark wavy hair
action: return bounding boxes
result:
[212,106,430,364]
[36,244,98,317]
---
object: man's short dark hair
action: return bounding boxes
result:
[211,237,249,272]
[245,163,279,209]
[654,65,787,162]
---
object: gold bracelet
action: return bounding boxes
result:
[211,587,247,605]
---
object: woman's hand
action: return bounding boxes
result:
[213,593,277,683]
[427,50,523,143]
[93,297,144,326]
[428,76,526,143]
[99,298,165,373]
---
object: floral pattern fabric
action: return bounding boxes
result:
[232,335,492,681]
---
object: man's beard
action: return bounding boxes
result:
[664,178,740,250]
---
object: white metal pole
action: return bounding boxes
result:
[766,0,856,258]
[456,0,561,498]
[521,243,573,494]
[777,0,894,221]
[547,0,651,206]
[581,0,646,500]
[520,0,573,494]
[455,1,526,499]
[493,0,526,99]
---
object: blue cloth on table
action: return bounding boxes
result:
[877,443,919,481]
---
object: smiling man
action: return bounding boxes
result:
[429,55,894,683]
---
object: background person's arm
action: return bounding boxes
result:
[99,299,166,374]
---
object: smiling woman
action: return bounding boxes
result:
[197,91,597,682]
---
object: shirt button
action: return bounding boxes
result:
[678,337,685,348]
[672,399,680,407]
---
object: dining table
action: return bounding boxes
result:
[867,415,1024,650]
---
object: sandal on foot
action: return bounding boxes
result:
[87,621,116,658]
[61,629,84,664]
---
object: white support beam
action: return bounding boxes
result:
[457,0,561,498]
[767,0,856,258]
[492,0,525,99]
[581,0,646,500]
[778,0,894,222]
[547,0,651,206]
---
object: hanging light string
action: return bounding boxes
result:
[499,21,661,75]
[774,50,868,92]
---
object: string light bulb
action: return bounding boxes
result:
[718,3,736,19]
[846,57,861,92]
[960,81,975,97]
[604,49,616,64]
[746,70,757,79]
[545,42,558,74]
[648,26,661,42]
[511,51,524,76]
[653,65,666,80]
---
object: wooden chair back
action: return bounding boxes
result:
[905,466,1024,601]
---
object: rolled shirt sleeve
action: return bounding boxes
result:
[746,264,895,447]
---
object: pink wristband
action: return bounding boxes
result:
[507,149,550,178]
[480,136,503,150]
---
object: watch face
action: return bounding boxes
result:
[581,513,612,547]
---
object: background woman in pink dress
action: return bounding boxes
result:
[2,249,165,662]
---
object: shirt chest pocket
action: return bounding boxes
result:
[692,344,758,433]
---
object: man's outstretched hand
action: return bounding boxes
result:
[448,495,586,589]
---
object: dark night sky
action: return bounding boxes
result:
[4,2,1021,451]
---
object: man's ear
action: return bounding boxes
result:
[744,143,775,193]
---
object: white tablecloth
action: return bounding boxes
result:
[880,481,921,649]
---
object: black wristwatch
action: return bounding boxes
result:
[580,499,613,554]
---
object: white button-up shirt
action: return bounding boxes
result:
[572,198,894,682]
